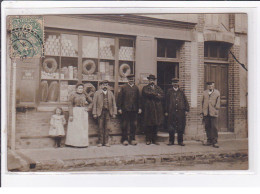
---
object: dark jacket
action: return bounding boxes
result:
[165,88,190,125]
[117,83,140,112]
[142,84,164,126]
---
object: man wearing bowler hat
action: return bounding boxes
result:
[142,74,164,145]
[165,78,190,146]
[117,74,142,146]
[92,80,117,147]
[201,81,220,148]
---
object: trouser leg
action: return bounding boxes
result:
[177,118,185,144]
[211,117,218,144]
[98,112,105,145]
[129,112,137,142]
[145,126,152,142]
[104,110,111,144]
[168,124,175,143]
[204,116,212,143]
[122,112,129,142]
[151,125,158,143]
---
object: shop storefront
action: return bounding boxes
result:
[8,14,248,149]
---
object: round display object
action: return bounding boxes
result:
[82,59,96,75]
[84,83,96,98]
[42,57,58,73]
[119,63,131,77]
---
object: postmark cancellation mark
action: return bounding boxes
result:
[9,16,44,58]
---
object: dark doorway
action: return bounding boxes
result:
[157,61,179,96]
[157,61,179,132]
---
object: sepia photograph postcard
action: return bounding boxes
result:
[1,1,259,188]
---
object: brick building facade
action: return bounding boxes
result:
[6,14,248,149]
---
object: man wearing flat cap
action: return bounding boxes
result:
[142,74,164,145]
[117,74,142,146]
[165,78,190,146]
[92,80,117,147]
[201,81,220,148]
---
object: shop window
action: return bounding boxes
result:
[40,31,135,104]
[157,39,179,58]
[204,42,230,60]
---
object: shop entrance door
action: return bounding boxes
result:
[204,63,229,132]
[157,61,178,132]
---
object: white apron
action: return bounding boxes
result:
[65,107,89,147]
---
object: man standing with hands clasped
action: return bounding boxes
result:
[165,78,190,146]
[117,74,142,146]
[142,74,164,145]
[92,80,117,147]
[201,81,221,148]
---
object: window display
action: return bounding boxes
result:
[40,31,135,105]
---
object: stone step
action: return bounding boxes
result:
[16,132,237,149]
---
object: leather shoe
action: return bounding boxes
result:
[212,143,219,148]
[146,141,151,145]
[131,140,137,145]
[167,142,174,146]
[152,141,160,145]
[178,142,185,146]
[203,141,212,146]
[97,144,102,147]
[123,140,129,146]
[105,143,110,147]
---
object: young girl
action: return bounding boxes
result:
[49,107,66,148]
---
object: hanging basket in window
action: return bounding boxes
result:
[42,57,58,73]
[82,59,96,75]
[119,63,131,77]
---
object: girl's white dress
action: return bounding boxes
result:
[49,114,66,137]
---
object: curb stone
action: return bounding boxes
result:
[24,150,248,171]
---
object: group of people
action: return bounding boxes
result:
[49,74,221,149]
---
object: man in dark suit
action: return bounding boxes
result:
[117,74,142,146]
[201,81,221,148]
[165,78,190,146]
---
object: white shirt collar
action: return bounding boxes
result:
[173,87,179,91]
[102,90,108,95]
[128,83,134,87]
[208,89,214,95]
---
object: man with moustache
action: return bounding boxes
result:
[165,78,190,146]
[92,80,117,147]
[142,74,164,145]
[117,74,142,146]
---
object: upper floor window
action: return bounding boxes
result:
[204,42,230,60]
[157,39,180,58]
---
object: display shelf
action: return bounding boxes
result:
[60,56,78,59]
[41,78,60,81]
[60,79,78,81]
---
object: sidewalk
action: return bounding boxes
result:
[8,139,248,171]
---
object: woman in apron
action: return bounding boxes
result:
[65,83,92,147]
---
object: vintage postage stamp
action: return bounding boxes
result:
[9,16,44,58]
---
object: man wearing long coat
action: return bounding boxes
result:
[142,74,164,145]
[165,78,190,146]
